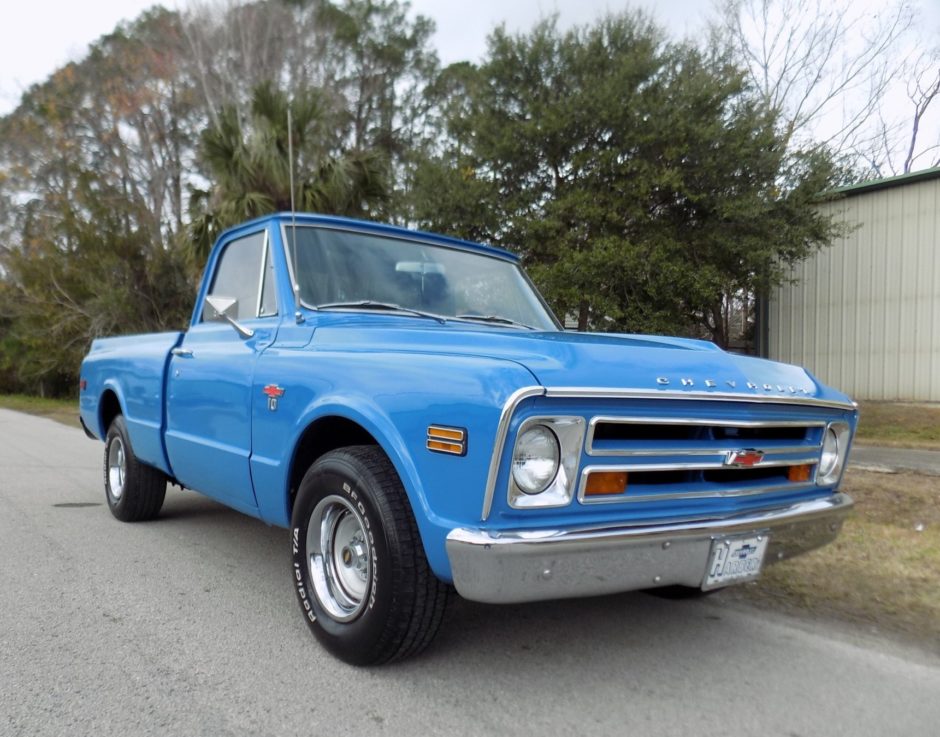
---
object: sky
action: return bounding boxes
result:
[1,0,938,144]
[0,0,714,115]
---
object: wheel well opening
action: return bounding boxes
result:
[289,416,378,513]
[99,390,122,436]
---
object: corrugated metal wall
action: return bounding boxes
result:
[768,175,940,401]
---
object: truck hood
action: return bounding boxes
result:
[308,320,853,406]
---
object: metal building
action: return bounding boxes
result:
[765,167,940,402]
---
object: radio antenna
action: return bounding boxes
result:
[287,104,303,323]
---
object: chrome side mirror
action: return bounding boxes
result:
[205,295,255,339]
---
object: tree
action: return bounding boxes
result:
[181,0,439,221]
[412,13,847,345]
[897,54,940,173]
[0,9,198,394]
[0,171,192,395]
[713,0,915,153]
[0,8,199,248]
[866,50,940,176]
[0,0,439,394]
[189,81,387,260]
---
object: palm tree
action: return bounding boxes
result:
[189,81,387,261]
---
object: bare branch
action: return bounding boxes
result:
[713,0,916,154]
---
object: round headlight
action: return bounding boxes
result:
[819,427,841,478]
[512,425,560,495]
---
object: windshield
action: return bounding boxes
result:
[284,226,560,331]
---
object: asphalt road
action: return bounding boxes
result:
[2,408,939,737]
[850,445,940,476]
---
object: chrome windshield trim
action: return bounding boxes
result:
[481,386,545,520]
[282,220,520,263]
[278,222,560,329]
[544,387,857,411]
[279,222,302,313]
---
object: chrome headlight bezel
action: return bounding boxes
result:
[508,416,586,509]
[817,421,851,486]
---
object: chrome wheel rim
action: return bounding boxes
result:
[107,437,126,500]
[307,495,371,622]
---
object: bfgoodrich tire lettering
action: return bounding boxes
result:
[103,415,167,522]
[290,446,448,665]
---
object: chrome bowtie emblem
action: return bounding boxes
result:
[724,449,765,467]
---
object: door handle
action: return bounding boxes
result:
[171,347,194,358]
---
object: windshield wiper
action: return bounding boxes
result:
[454,314,537,330]
[315,300,447,324]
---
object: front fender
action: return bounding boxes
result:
[258,392,429,527]
[248,348,538,581]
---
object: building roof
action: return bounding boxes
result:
[830,166,940,198]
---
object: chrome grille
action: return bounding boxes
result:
[579,417,824,505]
[586,417,823,456]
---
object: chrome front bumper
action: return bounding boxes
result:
[446,493,853,604]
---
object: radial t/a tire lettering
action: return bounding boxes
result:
[290,445,449,665]
[103,415,167,522]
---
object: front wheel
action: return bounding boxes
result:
[290,446,449,665]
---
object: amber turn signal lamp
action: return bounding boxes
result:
[427,439,463,454]
[427,425,467,456]
[788,464,812,482]
[584,471,628,496]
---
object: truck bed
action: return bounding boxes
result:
[79,331,183,475]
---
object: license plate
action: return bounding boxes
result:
[702,534,769,590]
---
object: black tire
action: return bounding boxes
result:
[290,446,449,665]
[103,415,167,522]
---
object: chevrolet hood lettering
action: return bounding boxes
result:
[655,376,813,396]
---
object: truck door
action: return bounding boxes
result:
[164,227,279,512]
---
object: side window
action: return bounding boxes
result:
[205,231,277,321]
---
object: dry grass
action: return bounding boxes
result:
[0,394,79,427]
[855,401,940,450]
[725,468,940,652]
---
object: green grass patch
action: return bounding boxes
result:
[0,394,79,427]
[855,401,940,450]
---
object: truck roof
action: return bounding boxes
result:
[216,212,521,263]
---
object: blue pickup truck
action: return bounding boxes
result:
[79,213,856,664]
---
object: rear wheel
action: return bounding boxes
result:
[104,415,167,522]
[290,446,448,665]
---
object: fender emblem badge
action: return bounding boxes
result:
[263,384,285,411]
